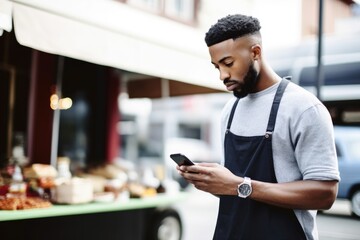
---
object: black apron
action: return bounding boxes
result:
[213,79,306,240]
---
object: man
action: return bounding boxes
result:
[177,14,340,240]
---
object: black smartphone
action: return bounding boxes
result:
[170,153,195,166]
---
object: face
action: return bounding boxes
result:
[209,38,260,98]
[232,61,259,98]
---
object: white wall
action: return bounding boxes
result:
[197,0,302,50]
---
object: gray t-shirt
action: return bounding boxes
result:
[220,80,340,240]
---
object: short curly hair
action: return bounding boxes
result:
[205,14,261,47]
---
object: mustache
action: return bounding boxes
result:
[223,79,238,85]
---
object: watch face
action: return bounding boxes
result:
[239,184,252,196]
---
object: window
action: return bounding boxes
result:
[164,0,195,22]
[127,0,162,12]
[178,123,201,139]
[345,138,360,161]
[335,142,342,158]
[126,0,198,24]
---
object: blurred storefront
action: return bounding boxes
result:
[0,0,225,167]
[0,1,224,239]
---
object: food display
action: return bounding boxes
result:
[23,164,57,179]
[7,165,27,198]
[0,163,54,211]
[52,177,93,204]
[23,164,57,198]
[0,159,172,212]
[0,197,52,210]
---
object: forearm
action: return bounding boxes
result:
[250,179,338,210]
[179,163,338,210]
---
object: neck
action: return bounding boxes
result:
[256,60,281,92]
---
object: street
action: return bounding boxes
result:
[175,187,360,240]
[318,201,360,240]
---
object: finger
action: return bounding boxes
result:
[183,165,209,175]
[196,162,219,167]
[193,181,211,192]
[184,172,211,183]
[179,165,199,174]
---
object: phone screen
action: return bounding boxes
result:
[170,153,195,166]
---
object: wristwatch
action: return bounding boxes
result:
[237,177,252,198]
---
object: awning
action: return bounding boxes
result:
[125,77,224,99]
[9,0,225,96]
[0,0,12,36]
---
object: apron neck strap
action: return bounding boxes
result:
[266,78,289,133]
[226,98,240,133]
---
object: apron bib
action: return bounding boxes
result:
[213,79,306,240]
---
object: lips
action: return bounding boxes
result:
[224,80,239,91]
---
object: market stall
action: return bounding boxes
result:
[0,162,185,240]
[0,193,185,240]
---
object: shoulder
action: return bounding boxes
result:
[283,81,322,106]
[281,81,328,118]
[275,81,334,145]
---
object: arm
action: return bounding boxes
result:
[251,178,338,210]
[178,163,338,210]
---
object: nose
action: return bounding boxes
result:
[219,68,230,81]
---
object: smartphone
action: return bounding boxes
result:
[170,153,195,166]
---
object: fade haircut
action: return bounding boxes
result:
[205,14,261,47]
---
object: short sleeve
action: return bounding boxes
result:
[291,104,340,181]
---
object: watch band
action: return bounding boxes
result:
[243,177,251,184]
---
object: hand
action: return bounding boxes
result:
[177,163,241,195]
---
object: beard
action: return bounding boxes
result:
[231,62,260,98]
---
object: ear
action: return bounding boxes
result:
[251,44,261,61]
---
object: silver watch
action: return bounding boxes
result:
[237,177,252,198]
